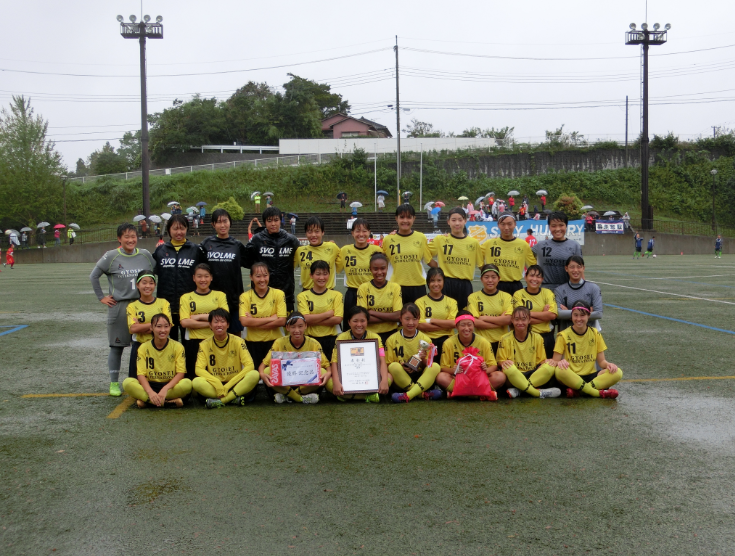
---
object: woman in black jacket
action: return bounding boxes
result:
[152,215,207,342]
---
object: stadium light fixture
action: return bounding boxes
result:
[641,22,648,30]
[129,14,136,23]
[665,23,671,30]
[653,23,660,30]
[116,14,123,22]
[143,15,151,22]
[629,23,636,30]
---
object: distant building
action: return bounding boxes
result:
[321,113,392,139]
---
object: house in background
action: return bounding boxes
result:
[321,113,392,139]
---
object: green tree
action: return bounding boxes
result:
[212,196,244,221]
[74,158,88,177]
[0,96,64,227]
[285,74,350,117]
[403,119,443,137]
[545,125,586,148]
[88,142,128,175]
[118,130,142,169]
[224,82,274,145]
[552,193,583,218]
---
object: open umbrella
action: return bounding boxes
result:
[53,224,66,229]
[423,201,434,210]
[263,191,274,197]
[475,197,485,205]
[485,192,495,197]
[37,222,50,228]
[336,192,346,199]
[4,229,19,236]
[469,210,481,216]
[149,215,162,223]
[434,201,446,207]
[20,227,33,232]
[167,201,179,207]
[286,212,299,219]
[457,196,469,201]
[377,190,389,195]
[161,213,171,221]
[587,211,599,217]
[350,202,363,208]
[250,191,261,201]
[536,189,548,196]
[133,215,146,222]
[403,190,413,196]
[196,202,207,207]
[543,209,552,214]
[186,206,198,213]
[603,211,617,216]
[580,205,594,210]
[430,207,442,216]
[507,190,520,197]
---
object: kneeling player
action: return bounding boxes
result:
[259,312,330,404]
[552,300,622,398]
[387,303,442,403]
[123,313,192,408]
[497,306,561,399]
[436,311,503,394]
[192,308,260,409]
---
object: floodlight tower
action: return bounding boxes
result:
[117,14,163,219]
[625,22,670,231]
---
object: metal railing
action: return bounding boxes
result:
[629,218,735,238]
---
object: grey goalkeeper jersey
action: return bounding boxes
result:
[554,280,603,331]
[532,238,582,291]
[90,247,155,301]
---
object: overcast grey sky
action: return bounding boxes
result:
[2,0,734,169]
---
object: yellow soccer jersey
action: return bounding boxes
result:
[554,326,607,376]
[416,294,458,339]
[385,330,433,366]
[136,339,186,383]
[338,243,383,288]
[262,335,329,373]
[466,289,513,343]
[295,242,341,290]
[357,280,403,334]
[429,234,483,281]
[512,288,558,334]
[382,231,433,286]
[440,333,497,370]
[126,297,172,343]
[297,288,344,338]
[331,330,384,364]
[196,333,255,385]
[239,287,288,342]
[179,290,229,340]
[482,237,537,282]
[496,331,547,372]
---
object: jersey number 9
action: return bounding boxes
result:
[146,357,155,369]
[189,301,196,312]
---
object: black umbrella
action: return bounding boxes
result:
[336,192,346,199]
[377,190,389,195]
[286,213,299,219]
[543,209,552,214]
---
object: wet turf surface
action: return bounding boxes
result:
[1,257,734,554]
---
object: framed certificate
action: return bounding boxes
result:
[335,339,381,394]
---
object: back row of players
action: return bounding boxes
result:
[91,204,621,406]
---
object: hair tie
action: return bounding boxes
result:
[455,314,476,325]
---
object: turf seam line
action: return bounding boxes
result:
[604,303,735,335]
[594,282,735,305]
[22,393,108,398]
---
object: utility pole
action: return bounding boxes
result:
[712,126,717,139]
[625,95,629,168]
[62,177,67,227]
[394,35,401,205]
[626,22,670,231]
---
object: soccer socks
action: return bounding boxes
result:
[389,362,440,400]
[388,362,412,390]
[108,346,125,383]
[554,366,623,397]
[503,364,539,397]
[221,371,260,404]
[589,368,623,391]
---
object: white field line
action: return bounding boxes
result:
[592,281,735,305]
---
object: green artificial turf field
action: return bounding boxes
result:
[1,255,734,555]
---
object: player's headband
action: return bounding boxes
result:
[497,212,516,223]
[481,265,500,277]
[136,273,157,284]
[286,314,305,325]
[571,306,591,314]
[455,314,475,325]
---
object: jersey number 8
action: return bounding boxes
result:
[425,307,432,318]
[210,354,216,366]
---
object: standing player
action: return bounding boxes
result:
[90,223,155,397]
[294,216,341,291]
[482,212,536,295]
[715,234,723,258]
[645,236,655,258]
[5,243,14,269]
[382,205,436,303]
[532,212,582,292]
[192,308,260,408]
[525,229,537,248]
[337,218,383,330]
[297,260,343,358]
[555,255,603,332]
[357,253,403,346]
[179,264,229,379]
[633,233,643,259]
[428,207,483,310]
[512,265,557,358]
[245,206,301,311]
[416,268,458,360]
[200,209,250,334]
[466,264,513,354]
[126,271,171,379]
[553,300,622,398]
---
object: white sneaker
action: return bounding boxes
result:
[274,393,287,404]
[539,388,562,399]
[301,393,320,404]
[506,388,521,399]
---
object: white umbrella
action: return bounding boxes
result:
[424,201,434,210]
[133,215,146,222]
[186,206,198,213]
[403,190,413,196]
[580,205,594,211]
[485,192,495,197]
[457,196,469,201]
[4,229,19,236]
[603,211,617,216]
[507,190,520,197]
[37,222,50,228]
[68,223,80,230]
[167,201,179,207]
[250,191,261,201]
[536,189,548,196]
[350,202,363,208]
[149,215,162,223]
[161,213,171,221]
[475,197,485,205]
[20,227,33,232]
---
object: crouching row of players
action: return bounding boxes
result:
[123,297,622,408]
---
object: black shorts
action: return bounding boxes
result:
[246,340,276,371]
[431,335,450,361]
[443,277,473,310]
[497,281,523,296]
[227,307,243,336]
[539,331,556,359]
[378,330,396,348]
[168,313,184,343]
[401,285,427,304]
[491,341,499,356]
[521,367,554,388]
[128,341,142,379]
[313,335,337,362]
[343,287,358,331]
[635,247,642,252]
[184,338,203,380]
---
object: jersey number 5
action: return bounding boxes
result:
[250,304,257,315]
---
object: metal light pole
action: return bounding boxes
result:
[374,143,377,212]
[118,14,163,219]
[394,36,401,203]
[711,168,718,231]
[625,22,670,231]
[419,142,423,207]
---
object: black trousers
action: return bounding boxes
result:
[442,277,473,311]
[246,340,276,371]
[497,281,523,296]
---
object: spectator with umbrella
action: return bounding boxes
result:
[53,224,64,246]
[350,201,362,217]
[337,192,347,212]
[196,201,207,220]
[252,191,262,212]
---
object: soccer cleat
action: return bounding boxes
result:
[538,388,561,399]
[566,388,580,398]
[506,387,521,399]
[274,393,287,404]
[600,389,619,399]
[301,393,320,404]
[422,388,442,401]
[109,382,122,397]
[391,392,410,403]
[205,398,224,409]
[364,393,380,403]
[232,391,257,405]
